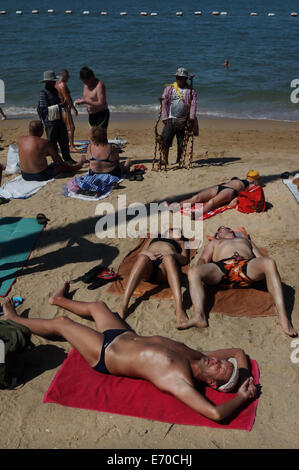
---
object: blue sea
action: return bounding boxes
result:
[1,0,299,121]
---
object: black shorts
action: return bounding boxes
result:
[21,163,57,182]
[88,109,110,128]
[161,118,186,149]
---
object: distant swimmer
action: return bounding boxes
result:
[224,59,230,69]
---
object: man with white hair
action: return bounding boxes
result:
[2,287,256,422]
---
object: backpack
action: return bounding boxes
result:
[0,320,34,389]
[237,185,266,214]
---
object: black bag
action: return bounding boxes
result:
[0,320,34,389]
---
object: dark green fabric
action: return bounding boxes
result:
[0,319,33,389]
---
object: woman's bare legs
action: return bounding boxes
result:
[119,254,154,319]
[158,254,189,329]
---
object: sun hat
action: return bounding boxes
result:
[40,70,58,82]
[174,67,189,78]
[246,170,260,181]
[217,358,240,393]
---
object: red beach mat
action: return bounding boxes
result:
[44,349,259,431]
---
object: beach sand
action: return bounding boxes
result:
[0,116,298,449]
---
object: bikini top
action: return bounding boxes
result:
[149,237,182,254]
[90,143,113,163]
[231,177,250,189]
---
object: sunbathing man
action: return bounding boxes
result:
[18,120,85,182]
[165,171,260,216]
[185,226,297,337]
[2,286,256,422]
[119,229,190,328]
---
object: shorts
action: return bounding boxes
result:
[21,163,57,182]
[161,118,186,149]
[88,109,110,128]
[213,255,254,288]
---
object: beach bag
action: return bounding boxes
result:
[237,186,266,214]
[4,145,20,175]
[0,320,34,389]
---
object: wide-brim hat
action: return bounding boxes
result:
[40,70,58,82]
[174,67,189,78]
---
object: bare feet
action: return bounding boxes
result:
[276,315,298,338]
[48,281,70,305]
[175,308,190,329]
[176,311,208,330]
[2,298,18,320]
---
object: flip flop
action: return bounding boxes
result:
[96,267,118,280]
[87,269,118,290]
[80,264,106,284]
[36,213,50,225]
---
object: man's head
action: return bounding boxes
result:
[41,70,58,87]
[175,67,189,88]
[59,69,69,82]
[214,226,236,240]
[90,126,108,145]
[80,66,95,85]
[196,356,239,392]
[29,120,44,137]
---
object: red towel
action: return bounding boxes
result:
[44,349,259,431]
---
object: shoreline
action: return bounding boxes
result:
[2,112,299,124]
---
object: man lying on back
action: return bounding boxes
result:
[18,120,85,182]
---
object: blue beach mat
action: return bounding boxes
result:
[0,217,44,297]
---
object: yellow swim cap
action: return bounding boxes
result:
[247,170,260,181]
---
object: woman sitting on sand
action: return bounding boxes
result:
[119,228,190,329]
[87,127,131,178]
[165,170,260,216]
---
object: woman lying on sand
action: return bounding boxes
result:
[119,228,190,329]
[165,170,260,216]
[87,127,131,178]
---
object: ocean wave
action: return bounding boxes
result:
[3,104,299,122]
